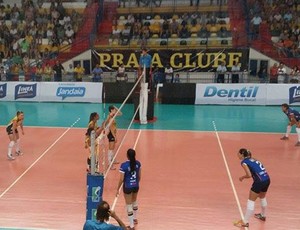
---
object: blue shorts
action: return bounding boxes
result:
[123,186,139,194]
[251,179,270,194]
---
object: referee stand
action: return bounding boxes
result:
[86,131,104,220]
[133,66,155,122]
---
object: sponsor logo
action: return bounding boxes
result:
[91,209,97,220]
[203,86,258,102]
[289,86,300,104]
[91,186,101,202]
[15,84,37,100]
[0,83,7,98]
[56,87,85,100]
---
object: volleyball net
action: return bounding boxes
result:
[89,68,145,176]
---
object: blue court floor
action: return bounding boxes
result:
[0,101,291,134]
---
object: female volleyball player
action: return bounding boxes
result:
[6,111,25,160]
[116,149,141,230]
[280,103,300,146]
[234,148,271,228]
[105,105,122,169]
[85,112,103,173]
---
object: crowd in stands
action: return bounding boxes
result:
[110,11,231,47]
[268,61,300,83]
[0,0,83,80]
[247,0,300,58]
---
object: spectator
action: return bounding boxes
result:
[52,60,65,82]
[231,61,240,83]
[120,25,131,45]
[66,63,74,81]
[274,39,287,57]
[160,19,170,39]
[257,64,268,83]
[216,61,227,83]
[289,65,300,83]
[74,63,85,82]
[174,73,180,83]
[164,64,174,83]
[250,13,262,40]
[277,62,287,83]
[0,66,6,81]
[35,64,43,81]
[269,63,278,83]
[116,63,127,82]
[170,18,179,35]
[43,63,53,81]
[179,24,190,38]
[65,26,74,44]
[83,201,127,230]
[91,64,103,82]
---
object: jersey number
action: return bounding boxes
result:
[130,171,137,180]
[255,160,265,171]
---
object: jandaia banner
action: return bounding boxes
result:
[91,48,249,72]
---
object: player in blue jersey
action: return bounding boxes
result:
[6,111,25,160]
[280,103,300,146]
[83,200,127,230]
[116,149,141,230]
[234,148,271,228]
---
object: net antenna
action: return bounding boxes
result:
[89,69,144,176]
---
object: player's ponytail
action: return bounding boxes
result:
[89,112,98,122]
[127,148,136,172]
[239,148,252,158]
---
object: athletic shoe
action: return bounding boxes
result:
[7,154,15,160]
[254,213,266,221]
[233,220,249,228]
[295,142,300,146]
[126,226,135,230]
[134,219,138,225]
[280,136,289,140]
[16,151,23,156]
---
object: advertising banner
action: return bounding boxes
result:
[0,82,103,103]
[39,82,103,103]
[92,48,249,72]
[195,84,267,105]
[266,84,300,105]
[0,82,40,101]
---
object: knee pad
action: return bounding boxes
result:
[260,198,267,207]
[127,204,133,216]
[9,141,15,148]
[247,199,255,211]
[133,201,138,211]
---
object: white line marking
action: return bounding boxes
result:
[212,121,248,229]
[0,118,80,199]
[111,129,142,211]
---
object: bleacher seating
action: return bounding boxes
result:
[95,1,233,49]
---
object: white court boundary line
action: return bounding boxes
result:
[0,118,80,200]
[212,121,249,230]
[111,129,142,212]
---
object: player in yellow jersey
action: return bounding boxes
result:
[6,111,25,160]
[105,105,122,169]
[85,112,103,173]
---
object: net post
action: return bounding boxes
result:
[90,130,96,175]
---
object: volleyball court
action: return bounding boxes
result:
[0,74,300,229]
